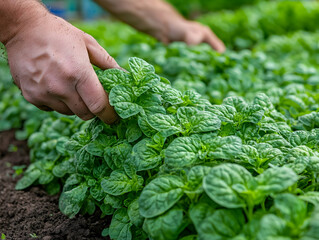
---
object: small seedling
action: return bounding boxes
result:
[12,165,26,178]
[29,233,38,238]
[8,144,18,153]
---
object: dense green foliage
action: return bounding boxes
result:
[198,1,319,49]
[2,1,319,239]
[167,0,261,17]
[15,56,319,239]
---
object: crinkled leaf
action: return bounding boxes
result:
[109,85,141,119]
[143,208,184,240]
[165,136,202,168]
[147,113,182,137]
[139,175,184,218]
[177,107,221,134]
[131,138,161,171]
[203,164,255,208]
[101,170,143,196]
[109,208,132,240]
[256,167,298,194]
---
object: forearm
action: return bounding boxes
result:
[94,0,185,41]
[0,0,47,44]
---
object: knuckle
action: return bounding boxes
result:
[85,33,95,41]
[62,65,81,81]
[85,33,98,45]
[106,54,115,64]
[46,82,61,96]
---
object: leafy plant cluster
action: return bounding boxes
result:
[198,1,319,49]
[166,0,260,17]
[1,2,319,239]
[115,41,319,124]
[2,0,319,139]
[14,57,319,240]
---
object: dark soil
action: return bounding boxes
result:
[0,130,110,240]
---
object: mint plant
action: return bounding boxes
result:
[14,57,319,239]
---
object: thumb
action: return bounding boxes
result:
[84,33,120,70]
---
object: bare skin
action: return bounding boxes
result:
[95,0,225,52]
[0,0,225,124]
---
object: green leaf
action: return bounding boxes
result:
[104,141,132,170]
[189,202,215,233]
[101,228,109,237]
[208,105,236,123]
[162,88,184,105]
[298,112,319,130]
[223,96,247,112]
[98,68,132,92]
[138,115,158,137]
[289,131,309,147]
[75,148,94,174]
[256,214,289,240]
[203,163,255,208]
[260,134,291,148]
[109,85,141,119]
[185,165,212,194]
[147,113,182,137]
[104,194,123,208]
[197,209,245,240]
[101,170,143,196]
[165,136,202,168]
[302,207,319,240]
[253,93,274,113]
[109,208,132,240]
[126,120,143,143]
[128,199,144,227]
[139,175,185,218]
[131,139,162,171]
[206,136,243,160]
[90,183,106,201]
[129,57,155,80]
[59,184,88,218]
[16,169,41,190]
[85,141,104,157]
[143,208,184,240]
[132,73,160,96]
[274,193,307,227]
[299,192,319,206]
[256,167,298,194]
[177,107,221,134]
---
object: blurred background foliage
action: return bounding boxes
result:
[43,0,313,20]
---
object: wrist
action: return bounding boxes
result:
[0,1,48,45]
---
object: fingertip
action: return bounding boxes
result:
[216,42,226,53]
[205,31,226,53]
[97,93,119,125]
[76,70,119,125]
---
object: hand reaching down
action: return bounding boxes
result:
[5,13,120,124]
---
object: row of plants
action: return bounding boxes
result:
[198,0,319,49]
[2,3,319,238]
[16,56,319,239]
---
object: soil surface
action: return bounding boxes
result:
[0,130,110,240]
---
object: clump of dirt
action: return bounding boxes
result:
[0,130,110,240]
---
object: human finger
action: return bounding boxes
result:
[75,68,118,124]
[62,92,95,121]
[84,33,120,70]
[203,27,226,53]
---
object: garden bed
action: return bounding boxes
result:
[0,130,109,240]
